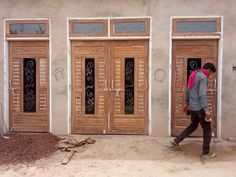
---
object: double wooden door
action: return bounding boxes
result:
[9,41,49,132]
[71,40,148,134]
[172,40,218,136]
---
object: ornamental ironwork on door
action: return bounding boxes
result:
[71,40,148,134]
[9,41,49,132]
[172,40,218,136]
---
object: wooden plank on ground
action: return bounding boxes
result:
[62,150,76,165]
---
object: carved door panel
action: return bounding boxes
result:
[9,41,49,132]
[71,40,148,134]
[71,41,108,134]
[172,40,218,136]
[109,40,148,134]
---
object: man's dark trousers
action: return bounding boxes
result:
[174,109,212,155]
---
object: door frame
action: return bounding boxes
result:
[67,17,152,134]
[3,18,51,133]
[169,16,224,138]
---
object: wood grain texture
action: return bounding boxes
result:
[71,40,148,134]
[171,40,218,136]
[9,41,49,132]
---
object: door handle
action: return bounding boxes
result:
[104,80,108,91]
[109,80,126,95]
[9,79,15,95]
[111,88,126,96]
[111,80,114,91]
[111,88,125,92]
[214,79,217,89]
[108,80,114,92]
[12,88,16,95]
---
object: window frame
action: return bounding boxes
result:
[110,18,150,37]
[6,20,49,38]
[172,18,221,37]
[69,19,108,37]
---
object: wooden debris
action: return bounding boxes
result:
[56,137,95,165]
[62,150,76,165]
[56,137,96,152]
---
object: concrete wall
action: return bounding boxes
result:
[148,0,236,138]
[220,6,236,138]
[0,0,235,138]
[0,1,8,134]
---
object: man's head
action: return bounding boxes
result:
[203,62,217,74]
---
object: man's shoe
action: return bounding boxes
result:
[202,152,217,159]
[169,140,179,148]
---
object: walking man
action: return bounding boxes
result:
[170,62,217,159]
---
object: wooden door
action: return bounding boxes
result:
[71,41,109,134]
[9,41,49,132]
[172,40,218,136]
[71,40,149,134]
[110,40,148,134]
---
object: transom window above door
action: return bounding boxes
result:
[172,17,221,37]
[69,19,108,37]
[69,17,150,37]
[6,20,49,38]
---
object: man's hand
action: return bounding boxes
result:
[183,105,189,113]
[205,111,212,122]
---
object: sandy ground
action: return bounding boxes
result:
[0,135,236,177]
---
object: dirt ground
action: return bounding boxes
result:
[0,135,236,177]
[0,133,59,165]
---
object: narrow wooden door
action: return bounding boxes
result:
[9,41,49,132]
[110,40,148,134]
[71,41,109,134]
[172,40,218,136]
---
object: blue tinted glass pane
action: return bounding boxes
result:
[115,22,146,33]
[10,24,46,34]
[74,23,104,34]
[176,21,217,33]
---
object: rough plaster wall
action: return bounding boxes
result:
[2,0,70,135]
[148,0,235,137]
[221,6,236,138]
[0,1,9,134]
[50,0,148,135]
[0,11,3,134]
[0,0,235,137]
[0,17,3,134]
[0,0,149,135]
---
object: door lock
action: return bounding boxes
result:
[109,80,125,95]
[113,89,126,96]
